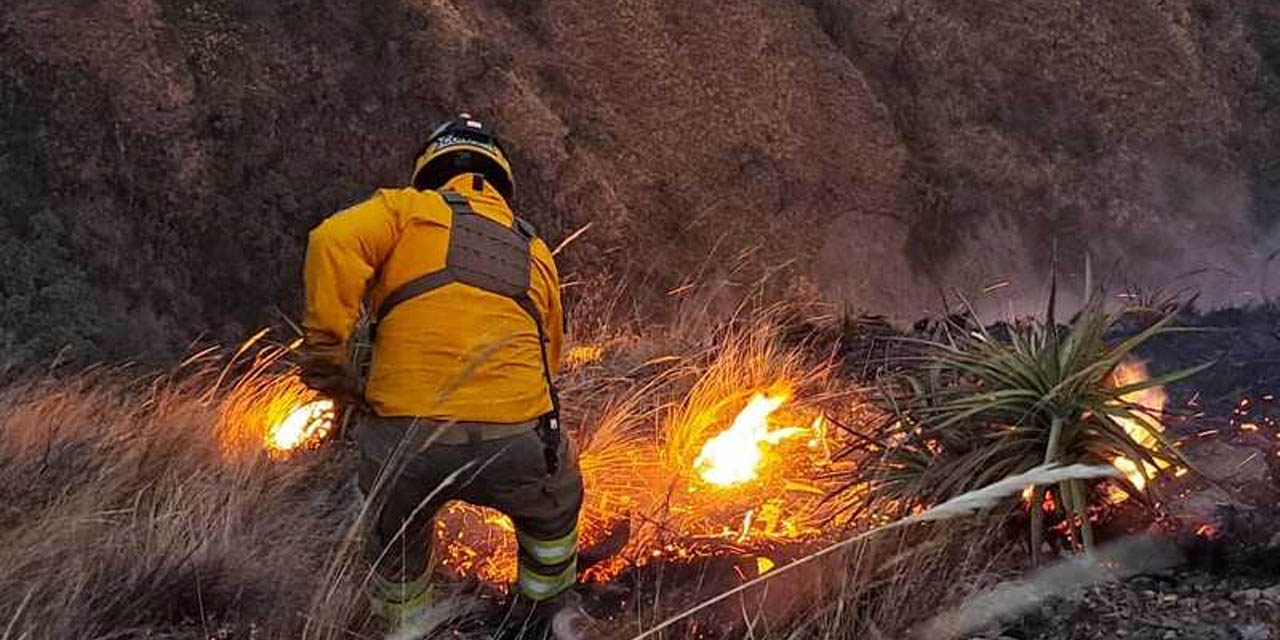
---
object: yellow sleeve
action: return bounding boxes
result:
[531,238,564,376]
[301,191,400,364]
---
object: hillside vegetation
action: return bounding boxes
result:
[3,0,1280,369]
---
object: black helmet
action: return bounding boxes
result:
[411,114,514,200]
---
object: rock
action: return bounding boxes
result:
[1238,624,1272,640]
[1188,441,1271,484]
[1261,585,1280,601]
[1267,531,1280,550]
[1169,487,1234,526]
[1233,588,1263,603]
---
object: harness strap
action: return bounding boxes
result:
[375,269,455,324]
[373,189,558,410]
[514,293,561,416]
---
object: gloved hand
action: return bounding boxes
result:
[298,355,363,405]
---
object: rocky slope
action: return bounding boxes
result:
[3,0,1280,368]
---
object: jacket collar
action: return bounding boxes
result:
[441,173,509,208]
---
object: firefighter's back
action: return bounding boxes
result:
[359,180,561,422]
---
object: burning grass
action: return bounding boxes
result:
[429,315,873,587]
[0,351,359,639]
[0,298,894,638]
[3,286,1160,639]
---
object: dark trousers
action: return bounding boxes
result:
[354,415,584,601]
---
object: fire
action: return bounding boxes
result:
[1108,360,1169,496]
[756,556,776,575]
[430,382,855,587]
[693,392,806,486]
[266,399,335,452]
[223,324,866,589]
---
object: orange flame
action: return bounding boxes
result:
[1109,360,1169,496]
[229,324,865,589]
[266,399,335,452]
[693,392,806,486]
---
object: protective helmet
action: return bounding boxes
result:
[412,114,515,200]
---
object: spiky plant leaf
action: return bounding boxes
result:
[850,291,1207,558]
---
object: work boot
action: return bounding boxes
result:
[496,589,604,640]
[548,590,606,640]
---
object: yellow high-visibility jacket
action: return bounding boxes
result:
[302,174,563,422]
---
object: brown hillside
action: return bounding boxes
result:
[2,0,1279,367]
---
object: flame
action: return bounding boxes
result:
[266,399,335,452]
[1111,457,1146,492]
[214,329,861,590]
[1103,483,1131,505]
[693,392,806,486]
[1108,360,1169,497]
[428,385,854,588]
[219,324,868,589]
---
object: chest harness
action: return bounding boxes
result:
[373,188,562,469]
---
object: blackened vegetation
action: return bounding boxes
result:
[1132,304,1280,420]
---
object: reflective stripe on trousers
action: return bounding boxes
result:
[515,526,578,600]
[517,528,578,566]
[517,555,578,601]
[366,570,434,625]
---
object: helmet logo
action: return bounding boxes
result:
[428,133,499,156]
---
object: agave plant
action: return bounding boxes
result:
[856,287,1209,564]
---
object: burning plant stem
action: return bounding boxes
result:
[1031,416,1064,566]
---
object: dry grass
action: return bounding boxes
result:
[0,351,360,639]
[627,463,1120,640]
[0,282,1031,639]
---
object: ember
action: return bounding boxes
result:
[1195,523,1221,540]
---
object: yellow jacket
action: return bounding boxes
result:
[302,174,563,422]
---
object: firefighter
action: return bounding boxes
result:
[299,115,591,636]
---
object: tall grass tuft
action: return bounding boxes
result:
[0,351,359,639]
